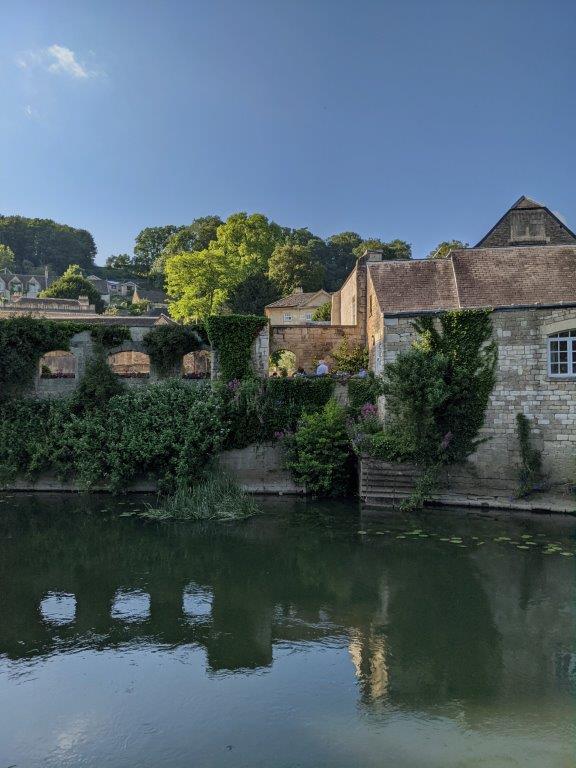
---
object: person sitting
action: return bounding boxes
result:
[315,359,329,376]
[293,367,306,377]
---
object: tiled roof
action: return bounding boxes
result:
[266,290,330,309]
[134,288,169,303]
[369,245,576,315]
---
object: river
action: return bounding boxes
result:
[0,493,574,767]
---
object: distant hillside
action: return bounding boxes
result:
[0,215,96,275]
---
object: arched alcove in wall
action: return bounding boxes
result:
[39,350,76,379]
[182,350,211,379]
[107,350,150,378]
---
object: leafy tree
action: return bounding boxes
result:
[427,240,468,259]
[214,212,283,277]
[165,249,230,321]
[322,232,362,291]
[312,301,332,321]
[105,253,132,270]
[268,243,325,296]
[162,216,222,256]
[133,225,181,275]
[39,264,105,313]
[353,238,412,260]
[331,338,369,373]
[0,244,15,270]
[227,273,280,315]
[0,215,96,273]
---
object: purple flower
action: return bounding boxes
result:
[440,431,453,450]
[360,402,378,419]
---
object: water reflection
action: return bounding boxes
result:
[0,493,574,767]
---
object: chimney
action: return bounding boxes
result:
[294,286,304,294]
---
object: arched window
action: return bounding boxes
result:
[107,351,150,378]
[39,350,76,379]
[548,330,576,378]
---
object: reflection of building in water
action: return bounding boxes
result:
[349,630,389,702]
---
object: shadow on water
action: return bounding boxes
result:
[0,492,575,767]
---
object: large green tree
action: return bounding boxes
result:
[133,225,181,275]
[353,238,412,260]
[426,240,468,259]
[322,232,362,291]
[227,273,280,315]
[105,253,132,270]
[39,264,105,313]
[150,216,223,282]
[268,243,325,296]
[0,216,96,273]
[165,249,231,322]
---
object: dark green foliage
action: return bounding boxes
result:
[382,309,497,466]
[0,215,96,273]
[206,315,267,381]
[143,324,205,377]
[226,273,280,315]
[90,325,131,349]
[312,302,331,321]
[285,400,354,497]
[347,374,384,414]
[0,317,87,402]
[357,429,415,462]
[40,265,105,313]
[73,356,125,410]
[221,376,335,448]
[0,381,227,492]
[516,414,546,497]
[331,339,369,374]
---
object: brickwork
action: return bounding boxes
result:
[378,308,576,488]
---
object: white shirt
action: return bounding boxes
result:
[316,362,329,376]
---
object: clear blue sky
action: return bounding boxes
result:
[1,0,575,264]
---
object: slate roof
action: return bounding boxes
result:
[134,288,169,304]
[369,245,576,315]
[265,290,331,309]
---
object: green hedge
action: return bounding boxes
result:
[206,315,267,381]
[347,374,384,414]
[143,324,205,377]
[222,376,336,448]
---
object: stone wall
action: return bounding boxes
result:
[270,323,360,372]
[377,307,576,488]
[478,207,576,248]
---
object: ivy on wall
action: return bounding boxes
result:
[90,325,131,350]
[206,315,267,381]
[143,325,206,377]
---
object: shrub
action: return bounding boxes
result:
[331,338,369,374]
[516,413,546,497]
[357,429,416,463]
[285,399,354,497]
[143,324,205,377]
[73,355,125,410]
[347,373,384,414]
[39,264,105,313]
[382,309,497,466]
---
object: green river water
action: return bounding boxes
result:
[0,493,574,768]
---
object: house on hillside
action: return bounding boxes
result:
[87,275,138,305]
[265,288,332,325]
[132,287,169,310]
[0,268,52,302]
[330,195,576,489]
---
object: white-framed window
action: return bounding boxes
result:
[548,331,576,378]
[283,313,293,323]
[305,312,312,321]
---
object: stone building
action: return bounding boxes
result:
[0,268,52,301]
[265,288,332,325]
[331,196,576,489]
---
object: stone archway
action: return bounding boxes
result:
[39,350,76,379]
[107,350,151,379]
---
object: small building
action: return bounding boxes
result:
[132,287,169,310]
[0,268,52,301]
[265,288,332,325]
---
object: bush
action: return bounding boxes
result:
[516,413,546,497]
[0,381,228,492]
[39,264,105,313]
[73,355,125,410]
[347,373,384,414]
[143,324,205,377]
[357,429,416,462]
[382,309,497,466]
[285,399,354,497]
[312,302,331,321]
[220,376,336,448]
[331,338,368,374]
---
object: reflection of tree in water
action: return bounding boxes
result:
[2,494,572,717]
